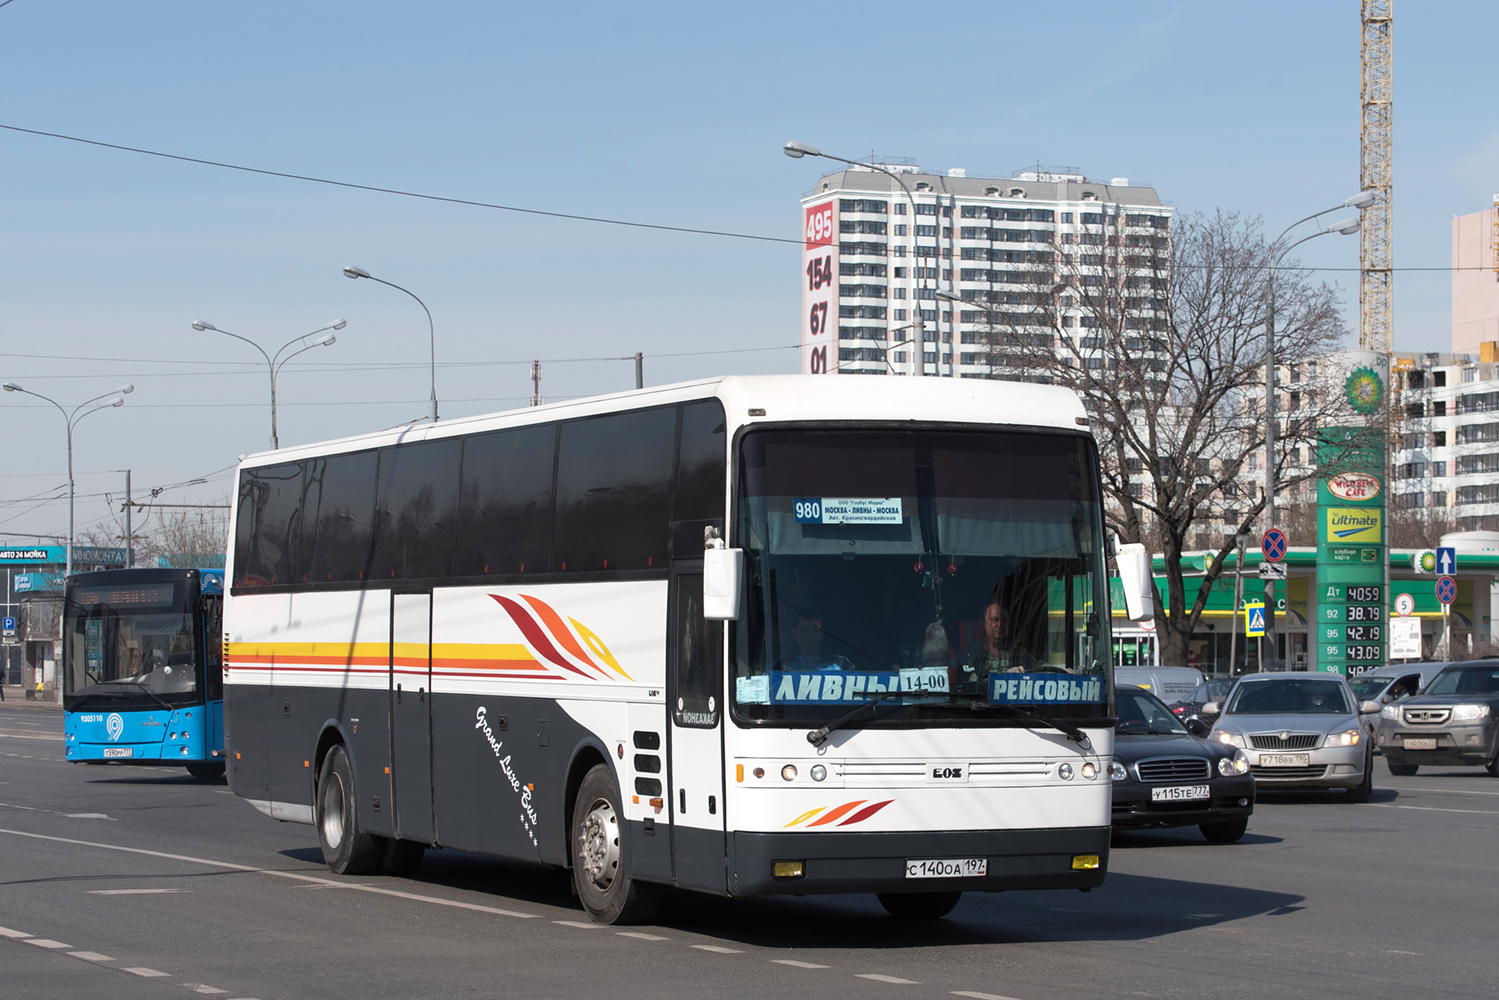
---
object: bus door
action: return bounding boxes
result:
[390,591,435,844]
[666,567,726,890]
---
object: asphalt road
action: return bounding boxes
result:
[2,702,1495,1000]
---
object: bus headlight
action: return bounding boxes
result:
[781,764,797,781]
[810,764,827,782]
[1080,762,1097,780]
[1058,763,1074,780]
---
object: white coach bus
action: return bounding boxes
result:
[224,375,1144,924]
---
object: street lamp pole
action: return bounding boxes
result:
[1,382,134,579]
[784,141,930,377]
[1260,193,1371,666]
[343,266,438,420]
[193,319,344,449]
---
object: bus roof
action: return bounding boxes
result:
[238,374,1091,468]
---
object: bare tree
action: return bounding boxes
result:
[140,509,230,569]
[973,210,1366,664]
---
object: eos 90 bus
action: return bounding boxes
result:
[223,375,1150,923]
[63,567,227,779]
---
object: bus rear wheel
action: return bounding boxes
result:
[316,744,380,875]
[877,891,963,919]
[184,761,225,781]
[571,764,662,925]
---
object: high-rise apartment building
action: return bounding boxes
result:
[797,162,1172,377]
[1391,350,1499,531]
[1452,200,1499,354]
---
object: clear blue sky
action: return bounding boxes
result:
[2,0,1495,544]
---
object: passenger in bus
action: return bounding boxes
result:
[956,596,1041,689]
[775,611,853,672]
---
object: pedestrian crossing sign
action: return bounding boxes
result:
[1244,601,1265,637]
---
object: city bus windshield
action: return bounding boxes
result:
[731,428,1113,729]
[64,580,200,710]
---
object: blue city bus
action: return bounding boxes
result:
[62,568,226,779]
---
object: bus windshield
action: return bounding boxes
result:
[731,428,1113,728]
[64,580,200,710]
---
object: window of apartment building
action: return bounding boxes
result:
[959,352,981,365]
[895,204,907,215]
[1457,484,1499,505]
[1082,213,1103,226]
[894,246,906,257]
[916,203,939,216]
[1407,370,1425,389]
[1433,431,1446,447]
[893,287,906,299]
[1433,371,1447,387]
[960,332,984,344]
[840,262,888,277]
[1060,212,1074,223]
[892,267,906,278]
[1434,401,1447,416]
[1432,460,1446,477]
[920,309,937,322]
[1464,367,1478,384]
[1399,432,1423,451]
[914,225,937,238]
[840,220,887,235]
[839,199,889,214]
[894,224,908,237]
[894,309,907,321]
[1397,492,1425,510]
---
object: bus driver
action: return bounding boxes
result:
[957,594,1040,689]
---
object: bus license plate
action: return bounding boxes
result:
[1403,738,1437,750]
[102,747,133,758]
[1150,784,1209,802]
[906,858,986,879]
[1260,753,1309,767]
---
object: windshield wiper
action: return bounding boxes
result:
[807,690,906,747]
[122,680,175,713]
[962,698,1089,744]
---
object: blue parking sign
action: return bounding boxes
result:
[1,617,13,631]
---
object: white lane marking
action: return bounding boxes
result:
[63,813,115,820]
[69,951,115,962]
[88,888,186,895]
[773,959,830,969]
[1386,949,1424,955]
[953,992,1023,1000]
[0,925,32,938]
[552,920,600,930]
[1368,803,1499,816]
[25,938,73,949]
[616,931,668,941]
[1185,913,1223,919]
[0,801,114,822]
[124,967,170,977]
[1398,785,1499,797]
[184,985,229,995]
[691,945,744,954]
[0,827,542,920]
[858,974,919,984]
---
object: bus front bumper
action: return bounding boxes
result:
[727,826,1109,897]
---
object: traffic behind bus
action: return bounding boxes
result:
[223,375,1127,922]
[63,568,226,779]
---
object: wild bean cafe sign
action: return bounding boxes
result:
[1327,472,1381,502]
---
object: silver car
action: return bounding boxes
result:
[1205,674,1380,802]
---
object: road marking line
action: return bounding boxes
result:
[552,920,600,929]
[1398,785,1499,797]
[63,813,115,820]
[953,992,1023,1000]
[88,888,185,895]
[25,938,72,949]
[1369,803,1499,816]
[1385,949,1423,955]
[124,967,170,977]
[0,925,32,938]
[184,985,229,995]
[773,959,830,969]
[857,974,919,984]
[68,951,115,962]
[691,945,744,954]
[616,931,668,941]
[0,827,543,920]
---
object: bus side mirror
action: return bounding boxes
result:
[703,547,744,620]
[1115,542,1153,622]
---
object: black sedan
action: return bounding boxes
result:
[1111,686,1256,843]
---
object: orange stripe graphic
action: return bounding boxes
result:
[807,800,868,827]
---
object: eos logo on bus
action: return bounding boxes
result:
[930,766,966,780]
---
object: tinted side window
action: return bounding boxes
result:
[233,463,305,587]
[676,399,727,522]
[554,408,675,571]
[456,424,557,575]
[302,452,379,583]
[370,438,462,580]
[673,572,722,728]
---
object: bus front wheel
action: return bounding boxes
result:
[877,891,962,919]
[571,764,662,925]
[184,761,225,781]
[316,744,380,875]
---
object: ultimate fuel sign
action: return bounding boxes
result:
[801,200,838,375]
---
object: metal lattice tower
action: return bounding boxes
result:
[1360,0,1393,353]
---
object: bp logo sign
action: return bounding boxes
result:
[1344,365,1384,415]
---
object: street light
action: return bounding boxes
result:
[784,141,933,377]
[343,266,439,421]
[1,382,133,579]
[1258,193,1372,665]
[193,318,345,449]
